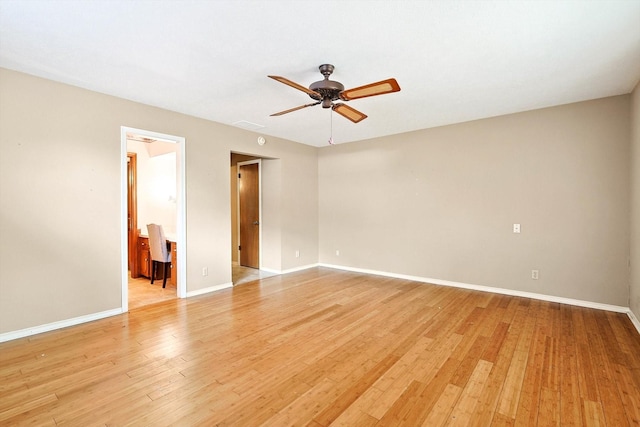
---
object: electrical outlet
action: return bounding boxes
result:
[513,224,521,233]
[202,267,208,276]
[531,269,539,280]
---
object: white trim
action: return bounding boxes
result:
[319,263,631,314]
[186,282,233,298]
[175,132,187,299]
[120,129,129,312]
[260,267,282,275]
[260,263,319,275]
[121,126,187,309]
[281,263,320,275]
[0,308,123,343]
[628,310,640,335]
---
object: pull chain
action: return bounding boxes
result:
[328,106,334,145]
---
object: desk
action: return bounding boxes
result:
[134,233,177,286]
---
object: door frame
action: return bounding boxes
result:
[120,126,187,312]
[127,152,138,275]
[237,159,262,268]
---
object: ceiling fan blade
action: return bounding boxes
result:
[270,101,321,116]
[268,75,321,97]
[332,103,368,123]
[339,78,401,101]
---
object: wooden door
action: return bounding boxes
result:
[127,153,138,275]
[239,162,260,268]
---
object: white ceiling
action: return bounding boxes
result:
[1,0,639,147]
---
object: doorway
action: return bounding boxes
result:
[238,160,261,268]
[231,154,277,285]
[121,127,186,312]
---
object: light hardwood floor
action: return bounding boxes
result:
[1,267,639,426]
[128,263,272,311]
[128,274,177,310]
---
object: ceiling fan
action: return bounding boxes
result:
[268,64,400,123]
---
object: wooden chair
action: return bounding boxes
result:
[147,223,171,288]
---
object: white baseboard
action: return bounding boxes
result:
[186,282,233,297]
[261,263,319,276]
[281,263,320,275]
[318,263,632,315]
[0,308,123,343]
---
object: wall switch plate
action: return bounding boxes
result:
[336,250,340,256]
[295,250,300,258]
[531,269,539,280]
[513,224,521,233]
[202,267,208,276]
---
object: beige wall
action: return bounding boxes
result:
[631,83,640,318]
[319,96,631,306]
[261,158,283,271]
[279,149,319,268]
[0,68,318,334]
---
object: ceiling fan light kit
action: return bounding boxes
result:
[268,64,400,124]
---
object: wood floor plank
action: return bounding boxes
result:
[469,320,521,426]
[583,399,607,427]
[606,311,640,372]
[496,303,537,420]
[582,309,631,427]
[513,308,548,426]
[421,382,462,427]
[611,363,640,425]
[375,379,426,426]
[447,359,494,426]
[402,357,462,425]
[0,267,639,425]
[0,392,58,424]
[312,353,400,425]
[559,305,584,426]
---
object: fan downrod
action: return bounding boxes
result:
[318,64,334,77]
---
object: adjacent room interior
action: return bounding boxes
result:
[125,132,179,309]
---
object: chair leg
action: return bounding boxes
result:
[151,261,156,284]
[162,262,169,288]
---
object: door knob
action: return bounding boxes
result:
[253,221,259,225]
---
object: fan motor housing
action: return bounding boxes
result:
[308,64,344,107]
[309,80,344,105]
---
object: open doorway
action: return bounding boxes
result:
[238,160,260,268]
[231,153,276,285]
[121,127,186,311]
